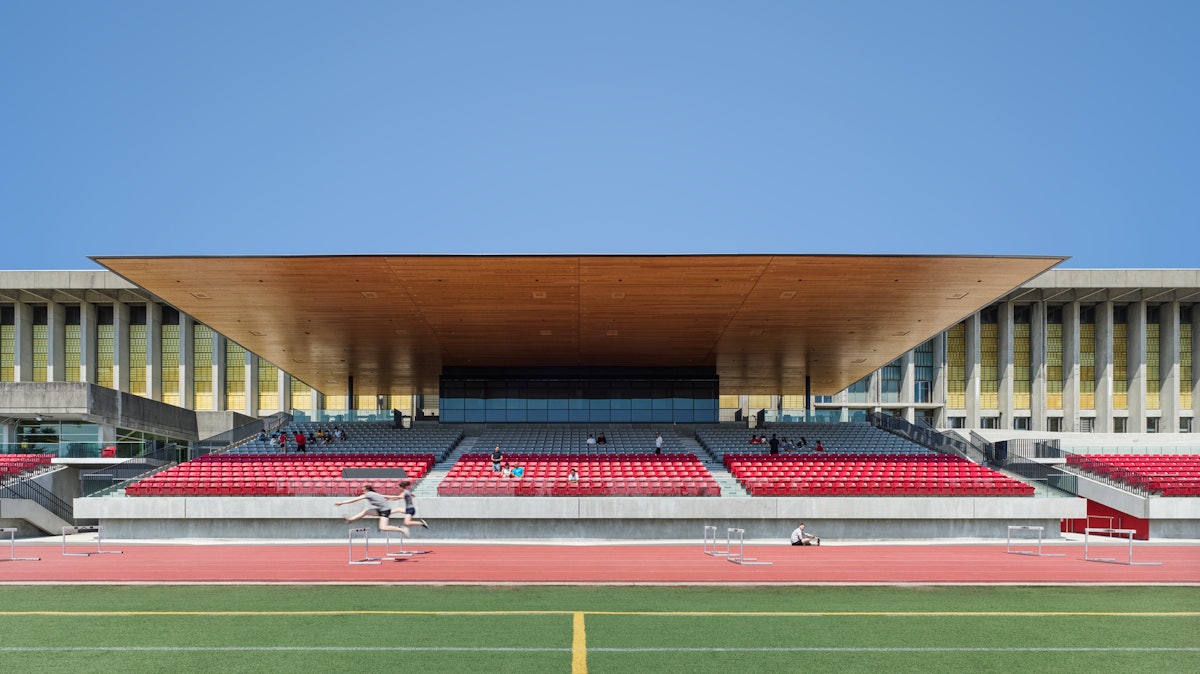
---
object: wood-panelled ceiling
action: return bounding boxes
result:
[93,255,1064,397]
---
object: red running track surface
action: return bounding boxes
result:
[2,542,1198,584]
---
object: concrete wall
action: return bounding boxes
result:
[0,382,198,440]
[75,494,1085,541]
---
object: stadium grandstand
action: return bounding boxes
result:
[2,257,1199,540]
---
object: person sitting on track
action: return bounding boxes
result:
[335,485,412,536]
[790,522,820,546]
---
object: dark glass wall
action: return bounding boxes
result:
[439,367,718,423]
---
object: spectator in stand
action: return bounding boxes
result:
[567,467,579,483]
[501,462,512,478]
[278,431,289,453]
[798,437,808,449]
[655,433,664,455]
[769,434,780,455]
[586,434,597,446]
[256,430,267,443]
[491,446,504,472]
[510,463,525,479]
[295,432,307,453]
[815,440,824,452]
[749,435,761,444]
[781,437,794,452]
[596,432,607,445]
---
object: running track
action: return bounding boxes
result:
[3,541,1198,584]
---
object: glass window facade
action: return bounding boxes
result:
[1113,306,1127,410]
[1182,306,1193,409]
[226,340,246,411]
[881,358,902,403]
[439,368,718,423]
[1146,305,1160,410]
[257,358,279,411]
[64,305,81,382]
[32,305,48,382]
[979,307,998,409]
[1045,306,1063,410]
[95,305,114,389]
[914,340,934,403]
[1013,306,1031,410]
[947,322,966,409]
[1079,305,1095,410]
[160,309,181,406]
[128,305,147,397]
[193,323,213,410]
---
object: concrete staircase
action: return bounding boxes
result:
[414,435,479,497]
[672,433,749,497]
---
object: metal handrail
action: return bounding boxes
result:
[0,472,75,523]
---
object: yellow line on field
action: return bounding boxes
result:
[0,610,1196,618]
[572,611,588,674]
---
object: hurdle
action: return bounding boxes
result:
[384,531,429,559]
[703,525,729,557]
[725,527,772,566]
[62,525,122,557]
[1083,527,1162,566]
[348,527,382,565]
[1,527,40,562]
[1005,525,1064,557]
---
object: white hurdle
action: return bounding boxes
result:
[384,531,429,559]
[348,527,382,565]
[1083,527,1163,566]
[1005,525,1064,557]
[703,525,729,557]
[725,527,772,566]
[1,527,40,562]
[61,525,122,557]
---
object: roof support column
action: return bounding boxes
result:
[965,312,981,428]
[1063,301,1080,432]
[213,334,227,412]
[1030,300,1046,431]
[146,302,162,401]
[113,302,130,393]
[79,301,96,384]
[1094,301,1113,433]
[998,301,1014,430]
[47,301,65,382]
[13,301,32,382]
[1128,300,1147,433]
[1161,301,1180,433]
[932,332,946,427]
[179,316,194,410]
[900,349,915,423]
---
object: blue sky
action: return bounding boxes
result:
[2,1,1196,270]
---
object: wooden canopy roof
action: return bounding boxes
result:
[93,254,1064,397]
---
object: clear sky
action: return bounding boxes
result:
[2,1,1196,270]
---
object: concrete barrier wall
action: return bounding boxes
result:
[76,494,1086,541]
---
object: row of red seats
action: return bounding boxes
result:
[746,481,1034,496]
[127,478,409,497]
[437,480,720,497]
[1,453,53,476]
[1066,453,1200,496]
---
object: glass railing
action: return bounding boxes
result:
[0,441,151,459]
[289,409,397,423]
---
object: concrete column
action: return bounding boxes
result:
[13,302,32,382]
[1063,302,1080,432]
[965,312,981,428]
[900,349,915,423]
[1031,301,1047,431]
[1161,301,1180,433]
[79,302,96,384]
[933,332,946,425]
[998,302,1014,429]
[146,303,162,401]
[1128,301,1147,433]
[113,302,130,393]
[246,351,259,417]
[278,370,291,413]
[1095,302,1114,433]
[213,334,227,411]
[311,389,323,422]
[180,316,194,410]
[47,302,66,382]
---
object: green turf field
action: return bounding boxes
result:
[0,586,1197,673]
